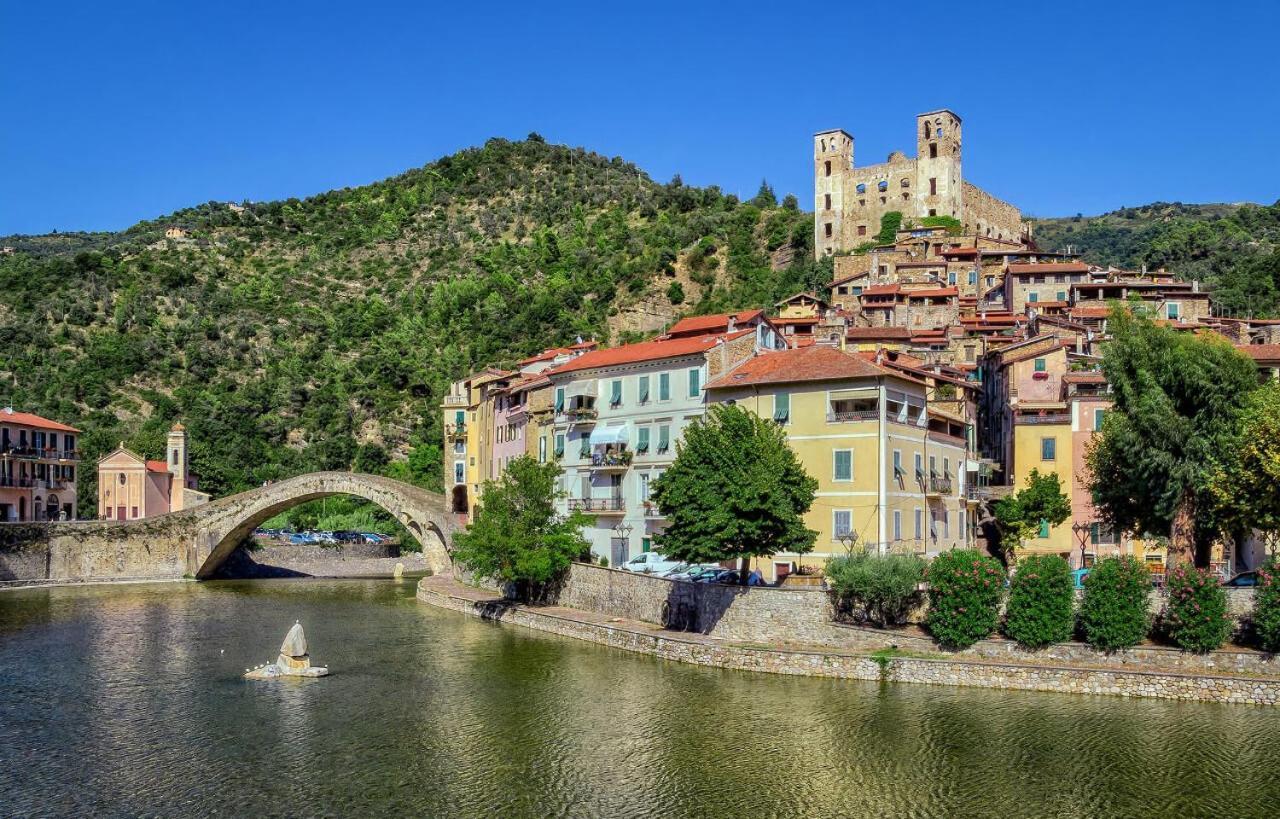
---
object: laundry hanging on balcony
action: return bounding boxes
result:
[589,424,631,447]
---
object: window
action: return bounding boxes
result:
[893,449,903,480]
[878,180,888,192]
[942,510,950,540]
[773,392,790,424]
[893,510,902,541]
[657,425,671,453]
[1167,302,1181,320]
[948,271,957,285]
[1041,436,1056,461]
[857,225,866,236]
[688,368,701,398]
[554,434,565,458]
[638,375,650,404]
[929,142,938,158]
[833,449,853,481]
[824,193,831,210]
[1056,291,1066,302]
[1039,519,1051,538]
[969,270,977,285]
[914,452,924,480]
[538,437,547,463]
[824,223,833,238]
[610,379,622,408]
[639,472,651,502]
[658,372,671,401]
[824,160,831,177]
[914,507,922,540]
[641,537,652,553]
[1028,292,1039,303]
[636,427,650,453]
[833,510,852,539]
[131,506,138,519]
[929,178,937,196]
[1034,358,1046,372]
[555,388,565,413]
[1094,408,1105,430]
[856,183,866,194]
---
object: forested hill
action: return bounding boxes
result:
[1031,200,1280,317]
[0,135,827,513]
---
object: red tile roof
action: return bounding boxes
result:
[519,347,572,365]
[1063,372,1107,384]
[905,287,958,299]
[845,326,911,340]
[666,309,763,337]
[1238,344,1280,363]
[705,345,890,389]
[146,460,170,474]
[0,408,80,433]
[861,284,902,296]
[1069,306,1112,318]
[548,331,751,375]
[942,247,979,257]
[1007,262,1091,275]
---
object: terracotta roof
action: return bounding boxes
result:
[666,310,763,337]
[1069,306,1112,318]
[568,340,599,350]
[146,460,170,474]
[1007,262,1091,275]
[942,247,979,257]
[1238,344,1280,363]
[519,347,572,365]
[861,284,902,296]
[705,345,890,389]
[0,408,80,433]
[905,287,958,299]
[896,261,946,269]
[548,331,751,376]
[1063,372,1107,384]
[845,326,911,340]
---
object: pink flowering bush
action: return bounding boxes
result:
[1004,554,1074,648]
[1254,558,1280,653]
[924,549,1005,649]
[1163,565,1232,653]
[1079,556,1150,651]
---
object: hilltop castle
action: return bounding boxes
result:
[813,109,1026,257]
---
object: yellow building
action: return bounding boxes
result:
[706,345,970,582]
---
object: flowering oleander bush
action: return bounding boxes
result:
[923,549,1005,649]
[1254,559,1280,653]
[825,553,925,627]
[1004,554,1075,648]
[1079,556,1151,651]
[1162,565,1232,652]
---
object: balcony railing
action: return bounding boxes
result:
[445,424,467,442]
[558,407,598,424]
[591,451,633,469]
[826,410,880,423]
[927,475,953,496]
[643,501,665,519]
[1014,413,1071,425]
[568,497,625,513]
[0,476,35,489]
[1,447,80,461]
[443,395,469,407]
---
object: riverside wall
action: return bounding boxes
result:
[418,577,1280,706]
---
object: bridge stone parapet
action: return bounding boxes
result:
[0,472,457,585]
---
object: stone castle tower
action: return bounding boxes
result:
[166,422,189,511]
[814,109,1024,258]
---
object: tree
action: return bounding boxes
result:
[1086,308,1258,566]
[875,211,902,244]
[751,179,777,209]
[1208,381,1280,559]
[651,404,817,581]
[992,469,1071,560]
[451,456,591,599]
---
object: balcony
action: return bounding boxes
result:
[0,476,35,489]
[591,450,633,471]
[926,475,952,497]
[445,423,467,443]
[568,496,625,514]
[558,407,598,425]
[443,394,469,407]
[643,501,665,519]
[827,410,879,423]
[1014,412,1071,426]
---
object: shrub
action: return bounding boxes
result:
[1163,565,1232,652]
[1254,559,1280,652]
[1079,556,1151,651]
[923,549,1005,649]
[1004,554,1074,648]
[825,553,925,626]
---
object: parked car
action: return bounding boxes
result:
[621,552,684,575]
[667,564,721,582]
[360,532,388,544]
[1222,570,1259,588]
[714,570,767,586]
[694,569,734,584]
[287,533,316,545]
[652,563,691,578]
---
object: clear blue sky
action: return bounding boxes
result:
[2,0,1278,235]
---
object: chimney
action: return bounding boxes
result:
[727,315,737,333]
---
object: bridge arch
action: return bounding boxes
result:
[191,472,457,579]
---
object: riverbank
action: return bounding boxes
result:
[416,573,1280,706]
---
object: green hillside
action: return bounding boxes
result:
[0,136,825,514]
[1031,201,1280,317]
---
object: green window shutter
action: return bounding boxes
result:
[1039,519,1050,539]
[659,373,670,401]
[554,434,565,457]
[642,537,652,553]
[637,427,650,452]
[1094,409,1105,430]
[454,410,465,426]
[1056,291,1066,302]
[834,450,852,481]
[773,392,790,423]
[1041,437,1056,460]
[610,379,622,406]
[555,388,565,412]
[658,425,670,452]
[688,368,700,398]
[1028,292,1039,303]
[1034,358,1046,372]
[1089,522,1100,545]
[638,375,650,403]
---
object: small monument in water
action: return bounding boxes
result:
[244,621,329,679]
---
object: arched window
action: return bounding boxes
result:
[924,122,932,139]
[901,178,910,187]
[856,183,866,194]
[877,180,888,192]
[118,473,127,486]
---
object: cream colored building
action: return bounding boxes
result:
[97,423,208,520]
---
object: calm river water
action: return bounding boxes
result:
[2,578,1280,818]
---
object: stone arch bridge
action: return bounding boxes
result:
[0,472,458,585]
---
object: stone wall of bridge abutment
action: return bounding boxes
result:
[0,472,457,585]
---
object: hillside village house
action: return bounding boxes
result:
[706,345,971,582]
[544,316,785,565]
[0,408,80,522]
[96,423,209,520]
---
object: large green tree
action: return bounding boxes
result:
[651,404,817,581]
[451,456,591,598]
[1086,308,1258,566]
[1209,381,1280,561]
[992,469,1071,561]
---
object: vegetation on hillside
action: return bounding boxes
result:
[0,137,826,514]
[1032,201,1280,317]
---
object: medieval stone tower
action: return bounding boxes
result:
[814,129,853,257]
[915,110,963,220]
[166,422,189,511]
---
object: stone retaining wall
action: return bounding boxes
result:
[418,580,1280,706]
[542,562,1278,679]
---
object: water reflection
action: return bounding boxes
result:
[1,579,1279,817]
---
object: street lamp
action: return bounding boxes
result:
[613,522,633,541]
[1071,521,1092,570]
[837,530,858,556]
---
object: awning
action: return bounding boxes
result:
[565,380,596,398]
[589,424,630,447]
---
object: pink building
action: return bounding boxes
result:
[489,372,542,480]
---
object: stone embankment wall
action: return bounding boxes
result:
[540,563,1277,679]
[214,542,428,579]
[418,578,1280,706]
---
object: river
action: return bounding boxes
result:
[1,578,1278,817]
